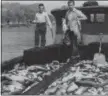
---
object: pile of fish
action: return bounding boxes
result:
[1,60,65,95]
[43,60,108,95]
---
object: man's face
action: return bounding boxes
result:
[39,6,44,13]
[68,2,75,10]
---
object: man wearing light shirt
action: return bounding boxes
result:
[34,3,53,47]
[63,0,87,45]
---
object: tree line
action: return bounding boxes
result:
[2,3,39,24]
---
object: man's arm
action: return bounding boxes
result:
[45,13,54,38]
[74,8,87,20]
[45,13,53,29]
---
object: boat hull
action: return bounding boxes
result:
[23,44,72,65]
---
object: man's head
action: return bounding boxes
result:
[38,3,45,13]
[68,0,75,10]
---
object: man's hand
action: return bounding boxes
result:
[33,20,36,23]
[63,24,68,33]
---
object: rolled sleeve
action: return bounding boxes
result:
[74,8,87,20]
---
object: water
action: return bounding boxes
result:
[2,26,35,62]
[2,26,63,62]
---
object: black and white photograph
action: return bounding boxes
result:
[1,0,108,95]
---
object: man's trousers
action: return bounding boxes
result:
[35,23,46,47]
[64,29,79,56]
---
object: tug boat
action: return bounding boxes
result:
[1,5,108,95]
[51,5,108,45]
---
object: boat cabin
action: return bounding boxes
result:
[51,6,108,45]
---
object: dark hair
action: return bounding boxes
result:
[38,3,44,7]
[68,0,75,5]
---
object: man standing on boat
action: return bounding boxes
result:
[63,0,87,44]
[34,4,53,47]
[62,0,87,55]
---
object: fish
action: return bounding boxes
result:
[67,82,78,93]
[44,86,58,95]
[3,81,24,93]
[62,73,74,83]
[75,87,88,95]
